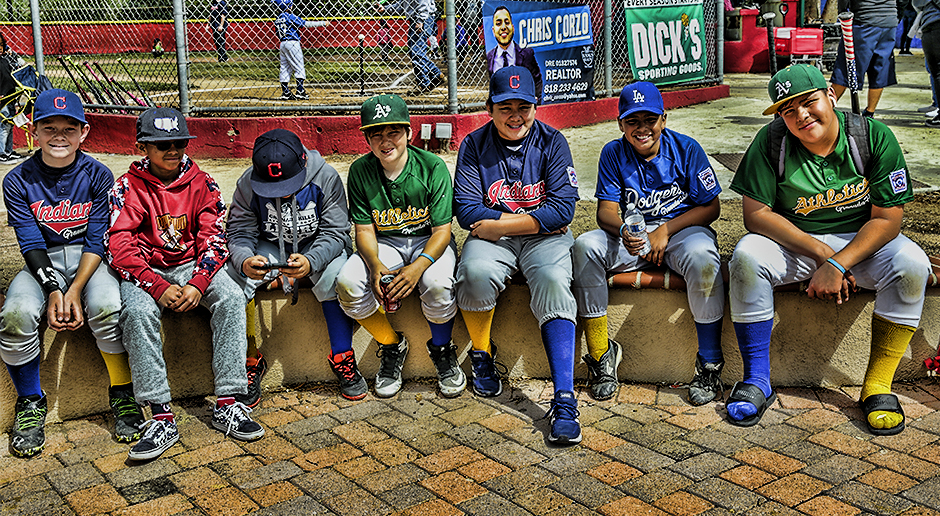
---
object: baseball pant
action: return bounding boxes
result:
[120,261,248,405]
[572,225,724,323]
[0,244,124,365]
[279,40,306,82]
[335,235,457,324]
[456,232,577,325]
[408,17,441,88]
[226,240,349,302]
[729,232,929,327]
[213,28,228,62]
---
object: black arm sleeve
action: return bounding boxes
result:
[23,249,62,296]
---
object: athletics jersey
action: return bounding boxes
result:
[2,151,113,257]
[732,111,910,234]
[275,13,306,41]
[596,127,720,223]
[454,119,579,232]
[347,145,452,238]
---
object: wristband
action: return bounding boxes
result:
[619,223,627,237]
[826,257,847,275]
[419,252,436,264]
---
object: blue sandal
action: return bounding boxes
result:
[727,382,776,427]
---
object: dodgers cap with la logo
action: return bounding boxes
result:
[249,128,308,198]
[360,94,410,131]
[489,65,537,105]
[33,89,87,124]
[618,81,664,119]
[763,64,829,115]
[136,107,197,142]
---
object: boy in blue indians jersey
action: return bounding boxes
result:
[1,89,144,457]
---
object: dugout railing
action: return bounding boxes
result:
[2,0,724,116]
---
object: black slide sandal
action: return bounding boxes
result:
[726,382,777,427]
[861,393,906,436]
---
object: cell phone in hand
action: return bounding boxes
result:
[258,261,293,270]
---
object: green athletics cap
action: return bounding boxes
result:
[763,64,829,115]
[360,94,410,131]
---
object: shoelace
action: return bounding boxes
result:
[110,395,141,418]
[246,361,265,382]
[140,419,169,441]
[429,345,458,376]
[544,399,580,422]
[15,408,44,431]
[376,345,403,378]
[219,402,252,437]
[472,353,507,379]
[691,365,724,398]
[332,354,359,381]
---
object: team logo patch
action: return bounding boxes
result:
[567,166,578,187]
[697,167,717,191]
[890,169,908,194]
[154,116,180,133]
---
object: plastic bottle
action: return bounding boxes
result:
[622,203,651,256]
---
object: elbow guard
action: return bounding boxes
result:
[23,249,62,296]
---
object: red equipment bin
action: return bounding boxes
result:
[774,27,824,56]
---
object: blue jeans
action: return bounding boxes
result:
[0,103,15,156]
[408,17,441,88]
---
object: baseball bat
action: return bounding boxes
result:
[83,61,124,112]
[838,12,861,115]
[118,58,157,108]
[94,61,145,107]
[92,61,129,107]
[763,12,778,77]
[66,56,108,111]
[54,55,92,105]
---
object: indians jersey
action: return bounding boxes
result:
[275,12,307,41]
[596,128,720,223]
[454,119,579,233]
[3,151,112,257]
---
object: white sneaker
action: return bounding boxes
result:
[918,104,938,113]
[212,401,265,441]
[128,418,180,460]
[925,107,939,118]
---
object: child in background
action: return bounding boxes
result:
[274,0,329,100]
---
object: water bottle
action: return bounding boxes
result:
[623,203,651,256]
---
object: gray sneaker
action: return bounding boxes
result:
[583,340,622,400]
[375,335,409,397]
[426,340,466,397]
[688,354,724,406]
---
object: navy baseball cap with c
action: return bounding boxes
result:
[250,129,308,198]
[136,107,197,142]
[489,66,537,104]
[618,82,664,119]
[33,89,87,124]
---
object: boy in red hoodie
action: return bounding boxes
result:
[107,107,264,461]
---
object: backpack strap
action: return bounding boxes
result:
[768,117,789,180]
[843,112,871,178]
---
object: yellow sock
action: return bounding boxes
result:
[246,298,259,359]
[861,314,915,430]
[100,351,133,387]
[461,308,494,354]
[583,315,610,361]
[358,311,399,345]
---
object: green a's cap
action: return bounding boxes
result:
[360,94,410,130]
[763,64,829,115]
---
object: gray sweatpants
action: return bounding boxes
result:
[120,261,248,404]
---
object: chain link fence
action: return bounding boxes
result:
[5,0,722,116]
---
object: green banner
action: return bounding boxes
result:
[624,0,706,85]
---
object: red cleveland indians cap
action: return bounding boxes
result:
[33,89,87,124]
[489,66,537,104]
[250,128,308,198]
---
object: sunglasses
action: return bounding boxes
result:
[151,140,189,151]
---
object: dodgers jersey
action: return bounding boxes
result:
[276,13,307,41]
[454,119,579,233]
[2,151,112,257]
[596,128,720,222]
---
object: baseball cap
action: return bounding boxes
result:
[618,82,664,119]
[136,107,197,142]
[360,94,410,131]
[250,129,308,198]
[763,64,829,115]
[33,89,86,124]
[489,66,537,104]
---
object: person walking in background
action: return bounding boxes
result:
[377,19,392,63]
[0,33,25,163]
[914,0,940,126]
[209,0,229,63]
[376,0,444,95]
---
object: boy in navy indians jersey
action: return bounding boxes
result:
[226,129,363,401]
[572,82,724,403]
[454,66,581,444]
[273,0,329,100]
[108,107,263,461]
[1,89,144,457]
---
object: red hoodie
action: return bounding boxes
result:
[107,156,229,301]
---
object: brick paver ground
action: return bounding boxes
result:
[3,379,940,515]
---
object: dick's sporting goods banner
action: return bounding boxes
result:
[483,1,596,104]
[624,0,706,85]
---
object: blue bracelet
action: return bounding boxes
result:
[419,252,436,264]
[826,257,847,274]
[619,223,628,237]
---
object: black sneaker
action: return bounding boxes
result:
[234,353,267,408]
[583,340,622,400]
[11,393,47,458]
[0,153,23,164]
[328,350,368,400]
[295,91,309,100]
[426,340,466,398]
[926,115,940,128]
[469,345,504,397]
[375,335,408,397]
[109,384,145,442]
[128,418,180,461]
[279,91,296,100]
[547,390,582,444]
[212,401,265,441]
[688,354,725,406]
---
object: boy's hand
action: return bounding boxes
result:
[46,290,69,331]
[242,256,270,280]
[158,284,183,308]
[807,265,856,305]
[370,267,392,300]
[384,263,422,301]
[170,285,203,312]
[60,289,85,331]
[646,225,670,266]
[280,254,310,279]
[469,219,505,241]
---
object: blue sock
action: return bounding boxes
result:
[728,320,774,421]
[428,318,455,347]
[6,355,42,398]
[540,318,575,392]
[321,300,355,356]
[695,320,724,363]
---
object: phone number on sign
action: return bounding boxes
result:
[543,81,589,94]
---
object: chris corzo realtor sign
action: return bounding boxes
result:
[624,0,706,85]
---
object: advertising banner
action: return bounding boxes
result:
[624,0,706,85]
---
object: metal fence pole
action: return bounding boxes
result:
[716,0,725,83]
[28,0,43,75]
[604,0,612,97]
[445,0,458,113]
[173,0,191,115]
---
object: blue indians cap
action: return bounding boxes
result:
[33,89,87,124]
[489,66,537,104]
[618,82,664,119]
